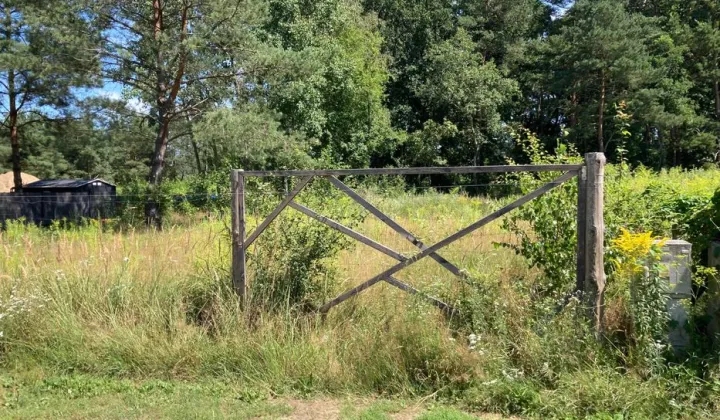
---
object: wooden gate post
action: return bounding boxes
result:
[231,170,247,301]
[576,166,587,293]
[584,153,606,334]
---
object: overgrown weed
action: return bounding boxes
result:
[1,172,720,417]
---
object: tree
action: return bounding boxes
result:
[192,106,314,171]
[3,97,155,182]
[413,29,518,167]
[261,0,395,167]
[546,0,657,152]
[362,0,549,168]
[97,0,260,226]
[0,0,100,191]
[613,0,718,165]
[683,1,720,159]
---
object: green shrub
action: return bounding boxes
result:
[501,130,582,297]
[248,178,365,311]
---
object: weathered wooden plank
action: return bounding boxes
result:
[244,176,313,247]
[584,153,606,335]
[319,171,578,313]
[231,170,247,300]
[327,176,468,279]
[576,166,587,293]
[241,164,584,177]
[383,276,456,315]
[289,201,407,262]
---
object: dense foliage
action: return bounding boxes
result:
[1,1,719,211]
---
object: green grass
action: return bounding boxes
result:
[1,171,720,418]
[0,374,491,419]
[0,374,291,419]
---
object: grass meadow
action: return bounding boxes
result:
[0,177,719,418]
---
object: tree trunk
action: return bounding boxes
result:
[537,92,543,123]
[185,112,204,174]
[570,87,579,149]
[145,120,169,228]
[145,0,166,228]
[570,84,578,128]
[8,70,21,192]
[671,127,678,166]
[597,73,606,152]
[144,0,189,228]
[4,7,21,193]
[714,80,720,120]
[715,80,720,163]
[190,135,203,175]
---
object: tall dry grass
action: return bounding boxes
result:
[0,192,524,392]
[0,189,715,417]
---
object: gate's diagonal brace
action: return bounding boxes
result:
[288,201,407,262]
[289,201,454,312]
[245,176,313,247]
[384,276,456,315]
[327,176,468,279]
[319,171,578,314]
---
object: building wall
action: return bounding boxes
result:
[0,191,116,225]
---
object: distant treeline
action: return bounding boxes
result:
[1,0,718,224]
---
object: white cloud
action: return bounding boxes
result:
[90,88,151,115]
[126,97,151,115]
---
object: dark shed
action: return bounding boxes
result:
[0,178,117,225]
[23,178,116,195]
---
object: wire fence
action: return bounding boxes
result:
[0,175,576,227]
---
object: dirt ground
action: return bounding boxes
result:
[281,398,509,419]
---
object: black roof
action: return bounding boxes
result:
[23,178,115,189]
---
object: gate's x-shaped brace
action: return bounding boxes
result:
[240,170,578,314]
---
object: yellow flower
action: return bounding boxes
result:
[611,228,667,278]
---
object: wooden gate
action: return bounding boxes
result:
[231,153,606,319]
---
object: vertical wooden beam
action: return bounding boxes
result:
[231,170,247,301]
[584,153,606,334]
[576,167,587,293]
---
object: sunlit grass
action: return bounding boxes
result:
[0,183,718,418]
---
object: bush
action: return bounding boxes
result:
[247,178,365,311]
[607,230,670,372]
[499,130,720,376]
[501,130,582,297]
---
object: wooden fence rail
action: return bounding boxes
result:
[231,154,606,329]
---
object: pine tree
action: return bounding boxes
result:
[547,0,657,152]
[96,0,260,226]
[0,0,101,191]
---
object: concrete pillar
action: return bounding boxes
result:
[656,240,692,352]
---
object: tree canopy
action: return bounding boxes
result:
[2,0,720,218]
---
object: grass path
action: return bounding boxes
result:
[0,375,503,419]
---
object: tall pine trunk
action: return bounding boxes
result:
[145,0,167,228]
[186,113,204,175]
[715,80,720,119]
[570,90,578,128]
[715,80,720,163]
[144,0,189,228]
[145,120,169,228]
[4,8,21,192]
[8,71,21,192]
[597,73,606,152]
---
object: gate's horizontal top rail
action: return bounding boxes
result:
[237,164,583,177]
